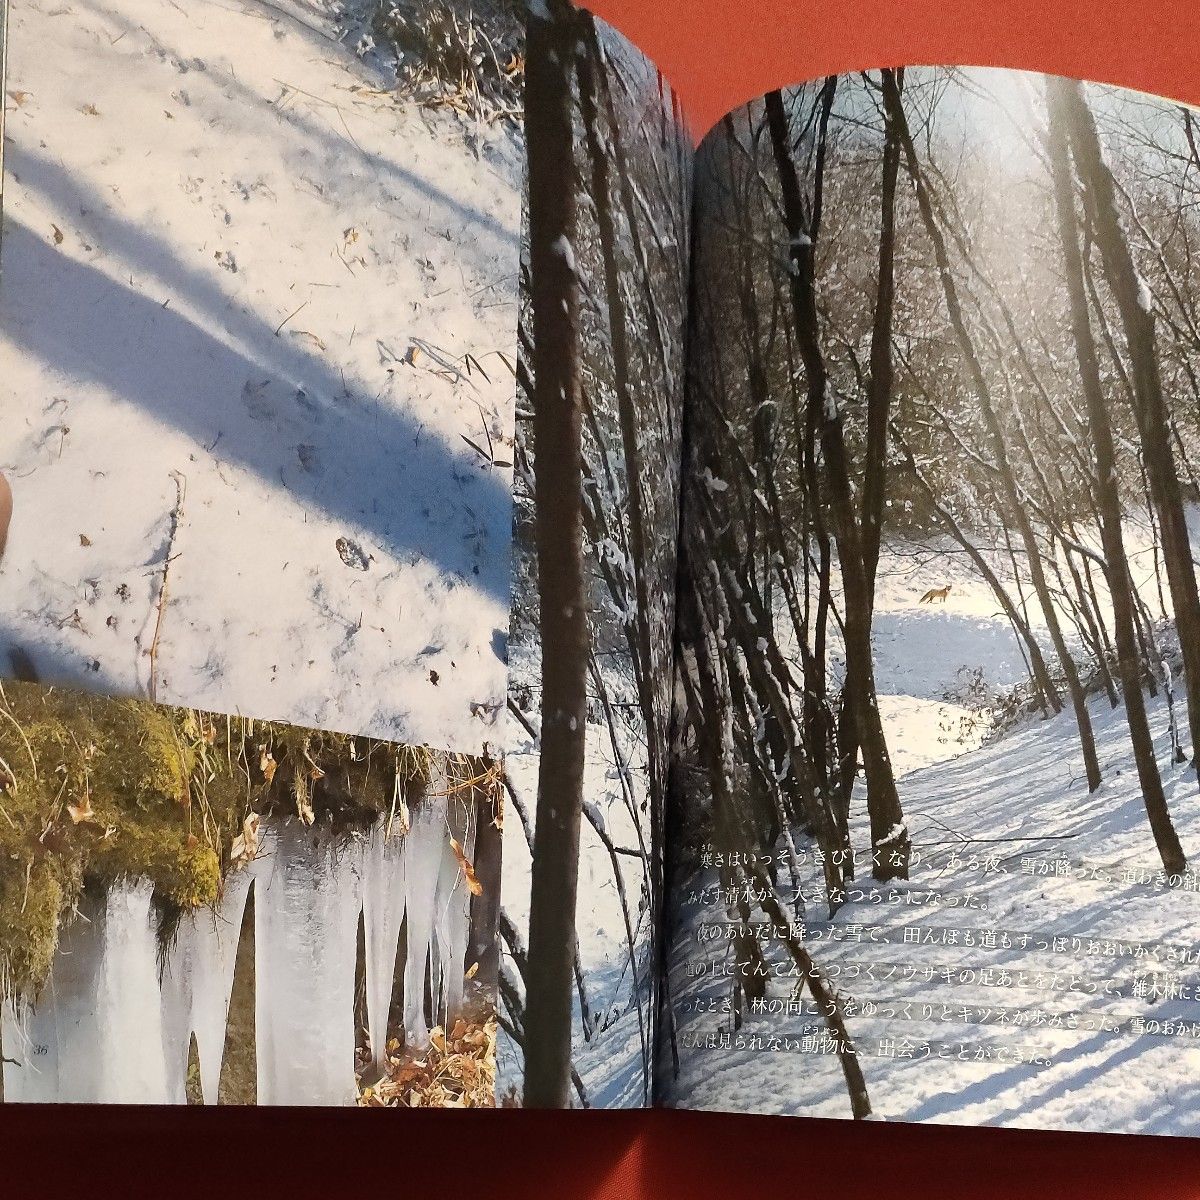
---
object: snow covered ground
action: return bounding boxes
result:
[665,536,1200,1135]
[0,0,520,753]
[498,646,655,1108]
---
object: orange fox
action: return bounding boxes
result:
[919,583,952,604]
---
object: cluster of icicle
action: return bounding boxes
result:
[0,792,477,1105]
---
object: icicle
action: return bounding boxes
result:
[161,862,257,1103]
[94,879,169,1103]
[254,819,363,1105]
[401,798,445,1049]
[3,800,441,1105]
[1,992,61,1102]
[7,883,166,1104]
[361,815,407,1073]
[191,863,255,1102]
[29,894,107,1102]
[433,795,476,1027]
[158,920,194,1105]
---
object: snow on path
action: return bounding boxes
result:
[0,0,520,752]
[667,541,1200,1135]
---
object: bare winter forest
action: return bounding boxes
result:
[500,0,691,1108]
[663,70,1200,1133]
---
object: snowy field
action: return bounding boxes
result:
[814,519,1183,770]
[665,534,1200,1135]
[0,0,520,752]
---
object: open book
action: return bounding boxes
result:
[2,0,1199,1136]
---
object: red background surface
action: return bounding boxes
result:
[7,3,1200,1196]
[595,0,1200,141]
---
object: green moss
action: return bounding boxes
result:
[0,679,452,999]
[0,860,63,997]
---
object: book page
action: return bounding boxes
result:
[499,2,692,1108]
[661,67,1200,1135]
[0,0,522,1106]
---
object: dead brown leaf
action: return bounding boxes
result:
[450,836,483,896]
[357,1017,496,1109]
[230,812,261,868]
[67,796,97,825]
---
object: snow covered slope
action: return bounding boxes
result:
[666,539,1200,1135]
[0,0,520,752]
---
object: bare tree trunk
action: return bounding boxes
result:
[1060,77,1200,783]
[765,86,910,881]
[861,68,903,593]
[1047,537,1117,705]
[468,785,504,996]
[576,33,662,1102]
[835,67,905,846]
[791,336,838,828]
[1078,545,1118,677]
[578,18,658,798]
[522,0,588,1109]
[884,77,1103,793]
[1047,78,1186,875]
